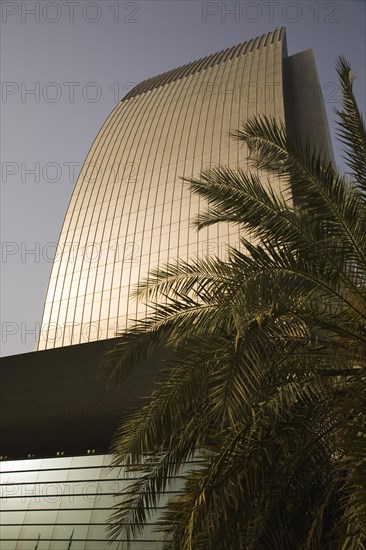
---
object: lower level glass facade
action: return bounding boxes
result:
[0,454,188,549]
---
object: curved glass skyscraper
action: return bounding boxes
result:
[38,27,298,350]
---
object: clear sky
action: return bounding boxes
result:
[1,0,365,356]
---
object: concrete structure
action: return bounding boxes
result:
[0,29,333,549]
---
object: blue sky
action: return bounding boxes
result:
[1,0,365,356]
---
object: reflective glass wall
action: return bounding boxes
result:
[0,454,190,549]
[37,29,287,349]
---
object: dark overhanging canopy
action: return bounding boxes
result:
[0,338,160,460]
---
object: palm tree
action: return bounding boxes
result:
[102,57,366,549]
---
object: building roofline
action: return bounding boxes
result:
[123,28,286,100]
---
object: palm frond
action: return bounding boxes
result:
[336,56,366,194]
[236,116,366,270]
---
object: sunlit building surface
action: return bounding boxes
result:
[38,27,291,350]
[0,454,199,549]
[1,29,333,548]
[1,455,139,550]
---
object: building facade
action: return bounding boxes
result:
[1,29,333,548]
[37,27,291,350]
